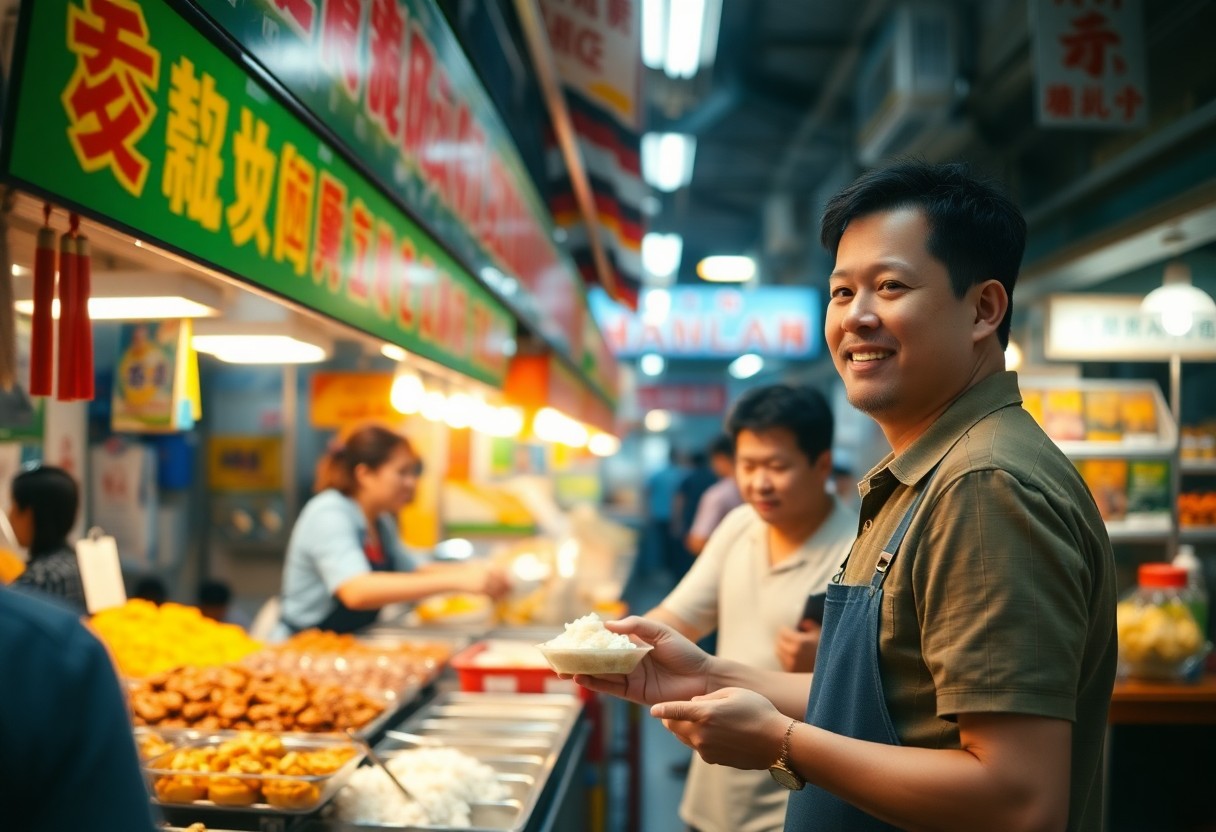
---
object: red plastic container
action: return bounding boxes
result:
[450,640,594,702]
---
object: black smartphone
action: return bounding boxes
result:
[800,592,827,626]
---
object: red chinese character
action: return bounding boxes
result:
[548,12,573,54]
[367,0,405,138]
[274,0,317,35]
[1080,85,1110,118]
[65,0,162,196]
[1060,11,1124,78]
[573,0,598,14]
[348,198,375,304]
[608,0,632,33]
[1114,84,1144,121]
[313,172,348,291]
[1044,83,1075,118]
[321,0,365,97]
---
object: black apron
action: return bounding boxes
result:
[281,517,394,635]
[784,466,938,831]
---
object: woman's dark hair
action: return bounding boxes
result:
[819,160,1026,348]
[314,424,414,495]
[726,385,833,465]
[11,465,79,558]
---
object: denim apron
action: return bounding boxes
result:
[784,466,938,831]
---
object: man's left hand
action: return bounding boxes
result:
[776,622,821,672]
[652,687,790,770]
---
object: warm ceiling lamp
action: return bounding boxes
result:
[1141,260,1216,337]
[697,255,756,283]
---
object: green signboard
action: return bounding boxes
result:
[2,0,513,387]
[189,0,587,360]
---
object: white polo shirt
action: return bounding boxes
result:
[659,498,858,832]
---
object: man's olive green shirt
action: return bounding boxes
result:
[840,371,1117,832]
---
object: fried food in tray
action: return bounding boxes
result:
[240,629,453,703]
[128,664,385,734]
[145,730,361,813]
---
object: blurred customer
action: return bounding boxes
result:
[685,434,743,555]
[198,579,254,630]
[645,384,857,832]
[670,450,717,576]
[278,423,509,636]
[8,464,86,614]
[131,575,168,605]
[1,585,158,830]
[643,448,688,576]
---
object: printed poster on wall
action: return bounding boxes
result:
[111,320,199,433]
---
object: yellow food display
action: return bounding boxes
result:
[91,599,262,677]
[1116,598,1203,665]
[415,592,492,623]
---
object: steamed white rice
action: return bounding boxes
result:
[543,613,634,649]
[332,747,509,826]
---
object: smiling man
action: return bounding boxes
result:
[571,162,1118,832]
[647,384,857,832]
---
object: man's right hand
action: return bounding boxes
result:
[565,616,714,706]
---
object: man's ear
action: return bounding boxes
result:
[973,279,1009,342]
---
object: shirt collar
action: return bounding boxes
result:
[753,498,844,572]
[868,371,1023,488]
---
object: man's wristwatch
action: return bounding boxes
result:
[768,718,806,790]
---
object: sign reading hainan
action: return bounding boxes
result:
[189,0,587,358]
[589,286,822,360]
[3,0,513,387]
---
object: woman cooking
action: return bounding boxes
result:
[278,423,510,635]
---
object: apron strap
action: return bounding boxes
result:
[868,461,942,594]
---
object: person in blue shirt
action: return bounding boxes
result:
[645,448,688,576]
[279,423,510,635]
[0,586,158,831]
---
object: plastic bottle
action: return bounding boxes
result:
[1172,544,1209,636]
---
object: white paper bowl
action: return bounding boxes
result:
[535,642,654,675]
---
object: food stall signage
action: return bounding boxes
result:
[589,286,822,360]
[187,0,587,358]
[3,0,514,387]
[1046,294,1216,362]
[309,372,398,428]
[637,384,727,415]
[1032,0,1148,128]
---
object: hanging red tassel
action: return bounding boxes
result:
[56,215,80,401]
[30,205,56,396]
[74,234,94,400]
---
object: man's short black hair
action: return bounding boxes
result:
[820,159,1026,348]
[198,580,232,607]
[726,385,833,465]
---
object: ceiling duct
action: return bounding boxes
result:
[855,1,958,165]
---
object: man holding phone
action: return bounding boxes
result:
[646,384,858,832]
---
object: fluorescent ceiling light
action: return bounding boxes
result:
[728,353,764,379]
[642,232,683,281]
[1141,261,1216,337]
[639,353,665,377]
[643,0,722,78]
[12,270,224,319]
[665,0,707,78]
[193,317,331,364]
[698,255,756,283]
[642,133,696,192]
[642,0,666,68]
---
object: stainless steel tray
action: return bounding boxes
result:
[330,691,582,830]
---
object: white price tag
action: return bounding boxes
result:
[75,529,127,613]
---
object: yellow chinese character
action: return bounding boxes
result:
[273,143,316,276]
[163,57,229,231]
[64,0,162,196]
[227,108,277,255]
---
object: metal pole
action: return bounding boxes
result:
[1169,353,1182,558]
